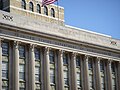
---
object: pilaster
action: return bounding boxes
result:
[57,50,64,90]
[44,47,50,90]
[29,44,35,90]
[70,52,77,90]
[83,55,90,90]
[13,41,19,90]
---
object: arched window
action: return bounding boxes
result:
[29,2,34,12]
[21,0,26,9]
[51,8,55,17]
[37,4,41,13]
[44,6,48,15]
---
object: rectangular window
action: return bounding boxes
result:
[2,42,9,56]
[35,48,40,60]
[2,62,8,79]
[100,61,104,72]
[2,42,9,90]
[19,64,25,80]
[77,73,81,86]
[35,66,40,82]
[19,45,25,58]
[50,69,55,84]
[63,53,68,65]
[64,70,69,85]
[88,60,92,70]
[76,56,80,67]
[49,50,54,63]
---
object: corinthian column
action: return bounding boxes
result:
[44,47,50,90]
[29,44,35,90]
[107,60,112,90]
[70,52,77,90]
[95,57,101,90]
[84,55,90,90]
[13,41,19,90]
[0,39,2,90]
[57,50,64,90]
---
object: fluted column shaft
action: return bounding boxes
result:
[107,60,112,90]
[58,50,64,90]
[84,55,90,90]
[13,41,19,90]
[0,39,2,90]
[70,53,77,90]
[29,44,35,90]
[95,58,101,90]
[44,47,50,90]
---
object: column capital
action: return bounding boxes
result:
[29,44,35,52]
[14,41,20,47]
[58,49,63,54]
[107,60,112,66]
[72,52,76,57]
[84,55,90,62]
[44,47,49,55]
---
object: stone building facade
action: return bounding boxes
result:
[0,0,120,90]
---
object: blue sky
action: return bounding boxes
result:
[56,0,120,39]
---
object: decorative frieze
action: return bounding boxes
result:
[0,29,120,59]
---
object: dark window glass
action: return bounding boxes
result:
[2,62,8,79]
[100,61,104,71]
[35,66,40,81]
[2,42,9,55]
[64,70,69,85]
[111,63,115,73]
[29,2,34,11]
[88,60,92,70]
[49,50,54,63]
[76,56,80,67]
[21,0,26,9]
[44,6,48,15]
[51,8,55,17]
[35,48,40,60]
[19,64,25,80]
[63,53,68,65]
[19,45,25,58]
[37,4,41,13]
[50,69,55,84]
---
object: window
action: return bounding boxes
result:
[44,6,48,15]
[2,42,9,56]
[21,0,26,9]
[35,66,40,81]
[64,70,69,85]
[19,64,25,80]
[76,56,80,67]
[77,73,81,86]
[49,50,54,63]
[111,63,115,73]
[50,69,55,84]
[35,48,40,60]
[37,4,41,13]
[88,60,92,70]
[2,62,8,79]
[2,42,9,90]
[29,2,34,12]
[100,61,104,72]
[19,45,25,58]
[63,53,68,65]
[51,8,55,17]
